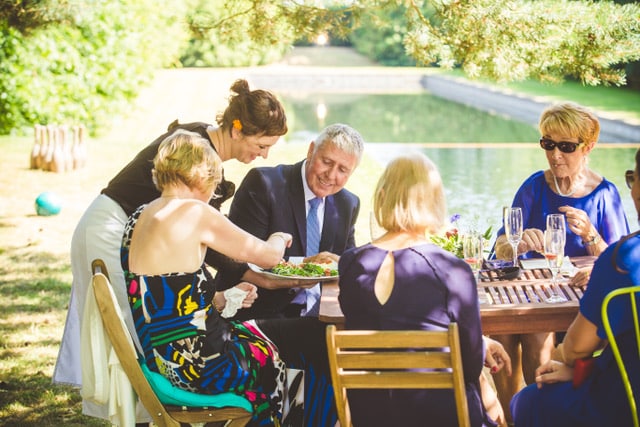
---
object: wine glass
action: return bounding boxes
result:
[463,232,483,282]
[546,213,566,243]
[546,213,568,282]
[503,207,523,268]
[543,229,568,303]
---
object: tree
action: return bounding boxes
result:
[190,0,640,86]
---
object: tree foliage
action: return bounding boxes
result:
[186,0,639,86]
[1,0,639,134]
[0,0,187,134]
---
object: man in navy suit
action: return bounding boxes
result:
[215,123,365,320]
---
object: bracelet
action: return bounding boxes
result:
[271,233,288,244]
[582,234,601,247]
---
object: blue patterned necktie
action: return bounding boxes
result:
[304,197,322,316]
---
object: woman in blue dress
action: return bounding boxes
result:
[338,153,511,427]
[491,102,630,422]
[510,147,640,427]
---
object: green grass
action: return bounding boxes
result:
[446,68,640,123]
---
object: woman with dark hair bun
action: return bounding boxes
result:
[54,78,289,424]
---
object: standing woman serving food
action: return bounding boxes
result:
[491,101,630,424]
[54,79,289,423]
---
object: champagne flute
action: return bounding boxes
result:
[463,232,483,283]
[503,207,523,268]
[546,213,568,282]
[543,229,568,303]
[546,213,566,243]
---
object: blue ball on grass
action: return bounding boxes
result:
[35,191,63,216]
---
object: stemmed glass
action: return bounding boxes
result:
[543,229,568,303]
[546,213,568,282]
[504,207,523,268]
[463,232,483,283]
[546,213,566,238]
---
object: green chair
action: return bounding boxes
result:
[602,285,640,427]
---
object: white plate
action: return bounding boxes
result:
[247,263,339,283]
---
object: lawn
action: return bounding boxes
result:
[1,47,638,425]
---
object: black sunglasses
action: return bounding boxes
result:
[539,138,583,154]
[625,170,635,189]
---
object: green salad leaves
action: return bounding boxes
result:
[271,261,338,277]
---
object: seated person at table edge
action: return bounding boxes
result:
[339,153,511,427]
[215,123,365,320]
[123,129,337,427]
[510,147,640,427]
[490,101,630,425]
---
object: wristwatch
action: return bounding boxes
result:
[583,234,601,246]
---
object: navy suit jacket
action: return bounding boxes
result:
[215,160,360,319]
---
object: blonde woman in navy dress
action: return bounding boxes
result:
[338,153,511,427]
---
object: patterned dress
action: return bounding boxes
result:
[121,205,286,426]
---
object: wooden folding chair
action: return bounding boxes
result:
[90,259,253,427]
[326,323,470,427]
[602,285,640,427]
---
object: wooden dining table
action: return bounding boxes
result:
[319,256,597,335]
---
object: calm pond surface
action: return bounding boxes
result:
[282,93,639,235]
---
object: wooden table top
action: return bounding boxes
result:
[319,256,597,335]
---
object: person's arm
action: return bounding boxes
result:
[553,312,604,366]
[199,203,291,269]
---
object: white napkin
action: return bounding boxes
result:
[519,256,578,277]
[221,287,248,318]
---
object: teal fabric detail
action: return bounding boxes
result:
[139,361,253,411]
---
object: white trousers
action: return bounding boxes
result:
[53,194,150,422]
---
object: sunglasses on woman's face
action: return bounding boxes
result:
[539,138,583,153]
[625,170,635,189]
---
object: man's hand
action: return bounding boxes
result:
[303,251,339,264]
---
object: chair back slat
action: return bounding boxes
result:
[326,324,471,427]
[602,285,640,427]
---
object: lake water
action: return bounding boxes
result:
[281,93,639,235]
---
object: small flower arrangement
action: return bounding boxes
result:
[232,119,242,131]
[430,214,493,259]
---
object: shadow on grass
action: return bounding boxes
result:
[0,247,108,426]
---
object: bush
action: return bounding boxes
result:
[0,0,188,135]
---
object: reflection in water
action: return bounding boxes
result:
[282,93,638,236]
[283,93,539,143]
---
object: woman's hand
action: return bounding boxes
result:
[519,228,544,254]
[483,336,512,375]
[234,282,258,308]
[569,266,592,287]
[559,206,591,240]
[268,232,292,248]
[535,360,573,388]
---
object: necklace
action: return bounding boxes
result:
[552,174,577,197]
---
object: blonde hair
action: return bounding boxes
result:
[539,102,600,149]
[373,153,447,234]
[152,129,222,195]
